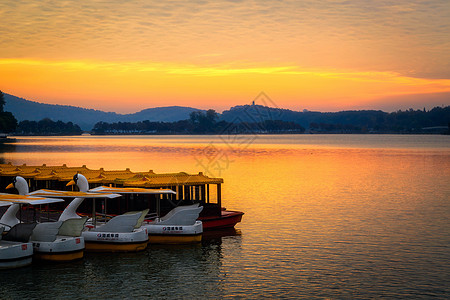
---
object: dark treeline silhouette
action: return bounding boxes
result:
[4,92,201,131]
[91,106,449,135]
[4,93,449,135]
[0,90,18,133]
[92,109,305,134]
[222,105,450,133]
[17,118,83,135]
[308,107,450,133]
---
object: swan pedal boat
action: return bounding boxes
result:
[0,193,85,264]
[81,212,149,252]
[89,186,203,244]
[29,174,149,252]
[3,177,87,262]
[0,201,33,269]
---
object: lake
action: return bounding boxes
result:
[1,134,449,298]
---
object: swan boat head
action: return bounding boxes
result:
[1,176,29,227]
[59,173,89,221]
[6,176,29,195]
[66,173,89,192]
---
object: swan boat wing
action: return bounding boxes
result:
[89,186,176,195]
[29,189,121,199]
[0,193,65,205]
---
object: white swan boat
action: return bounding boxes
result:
[2,177,86,262]
[89,186,203,244]
[0,200,33,269]
[30,174,149,252]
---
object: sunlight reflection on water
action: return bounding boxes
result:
[0,134,449,298]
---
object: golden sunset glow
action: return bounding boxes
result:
[1,0,449,112]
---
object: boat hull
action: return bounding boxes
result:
[82,228,148,252]
[32,236,85,262]
[200,210,244,230]
[148,234,202,244]
[0,241,33,269]
[144,220,203,244]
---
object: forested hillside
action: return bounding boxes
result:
[3,92,449,134]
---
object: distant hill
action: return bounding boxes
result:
[123,106,203,123]
[220,104,388,128]
[4,94,202,130]
[4,94,119,130]
[4,93,449,134]
[221,104,450,133]
[221,104,313,127]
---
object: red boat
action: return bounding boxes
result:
[199,208,244,230]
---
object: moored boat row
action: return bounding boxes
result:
[0,164,244,270]
[0,163,244,231]
[89,186,204,244]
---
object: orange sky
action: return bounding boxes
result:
[1,0,449,113]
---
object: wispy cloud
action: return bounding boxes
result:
[2,57,449,93]
[1,0,449,79]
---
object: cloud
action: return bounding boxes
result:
[0,0,449,84]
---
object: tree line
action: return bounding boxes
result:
[1,89,449,135]
[16,119,82,135]
[92,107,450,135]
[92,109,305,134]
[309,107,450,133]
[1,90,82,135]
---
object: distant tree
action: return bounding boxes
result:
[0,90,18,133]
[188,109,219,133]
[205,109,218,123]
[189,111,202,125]
[0,90,5,112]
[17,119,82,135]
[0,112,18,133]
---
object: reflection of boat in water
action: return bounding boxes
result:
[2,176,86,262]
[89,186,203,244]
[30,174,149,252]
[0,201,33,269]
[202,227,242,241]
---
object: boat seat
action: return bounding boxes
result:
[123,209,149,229]
[3,223,37,243]
[58,217,88,237]
[158,204,203,226]
[95,212,142,233]
[30,221,63,243]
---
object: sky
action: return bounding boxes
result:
[1,0,449,113]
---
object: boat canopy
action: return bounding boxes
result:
[0,163,223,187]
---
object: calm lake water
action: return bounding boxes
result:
[1,134,449,299]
